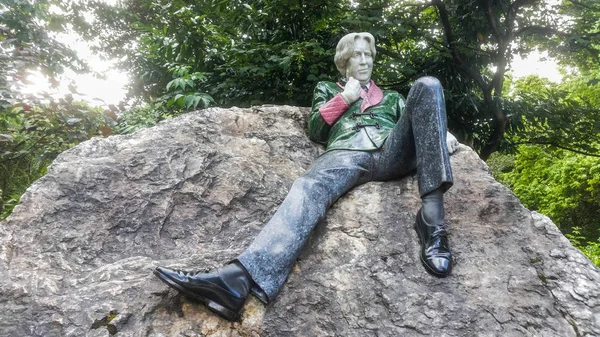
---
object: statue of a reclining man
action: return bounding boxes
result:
[154,32,459,321]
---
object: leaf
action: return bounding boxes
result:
[183,95,195,109]
[192,95,202,108]
[166,80,175,91]
[23,125,37,132]
[197,93,215,108]
[176,78,186,90]
[66,118,82,126]
[0,134,14,142]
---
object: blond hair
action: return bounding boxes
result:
[334,32,376,77]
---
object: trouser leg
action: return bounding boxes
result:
[373,76,453,196]
[236,150,372,303]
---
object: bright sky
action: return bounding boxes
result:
[21,32,128,107]
[510,51,563,82]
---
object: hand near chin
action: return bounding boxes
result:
[341,76,361,104]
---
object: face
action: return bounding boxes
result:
[346,38,373,84]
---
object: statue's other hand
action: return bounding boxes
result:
[341,77,361,104]
[446,131,459,154]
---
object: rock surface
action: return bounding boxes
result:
[1,105,599,337]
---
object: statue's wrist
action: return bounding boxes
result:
[340,92,351,105]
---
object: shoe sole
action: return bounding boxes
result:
[413,221,452,278]
[153,269,238,321]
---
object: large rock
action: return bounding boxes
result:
[0,105,598,337]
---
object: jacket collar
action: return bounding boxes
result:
[336,79,384,113]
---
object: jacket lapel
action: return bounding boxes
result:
[360,80,383,113]
[335,79,384,113]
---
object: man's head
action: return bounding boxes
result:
[334,32,376,85]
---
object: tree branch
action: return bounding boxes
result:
[482,0,502,41]
[483,0,511,94]
[515,25,567,38]
[432,0,489,90]
[432,0,454,46]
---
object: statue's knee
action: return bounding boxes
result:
[291,176,319,193]
[415,76,442,90]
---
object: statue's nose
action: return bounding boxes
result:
[360,54,367,64]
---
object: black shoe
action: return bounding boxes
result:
[414,209,452,277]
[153,262,251,321]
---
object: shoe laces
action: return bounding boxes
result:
[431,221,448,239]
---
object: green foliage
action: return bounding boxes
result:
[505,73,600,156]
[163,65,214,111]
[566,227,600,268]
[114,104,164,134]
[499,145,600,244]
[9,99,114,156]
[485,151,515,180]
[75,0,344,107]
[115,65,216,134]
[549,0,600,71]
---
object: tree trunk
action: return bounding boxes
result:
[479,94,507,161]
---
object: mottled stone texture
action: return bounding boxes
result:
[0,105,598,337]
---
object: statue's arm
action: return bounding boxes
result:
[308,82,348,144]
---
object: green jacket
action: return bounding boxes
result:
[308,80,406,152]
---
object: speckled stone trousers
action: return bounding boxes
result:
[236,76,453,303]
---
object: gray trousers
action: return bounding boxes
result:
[236,76,453,303]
